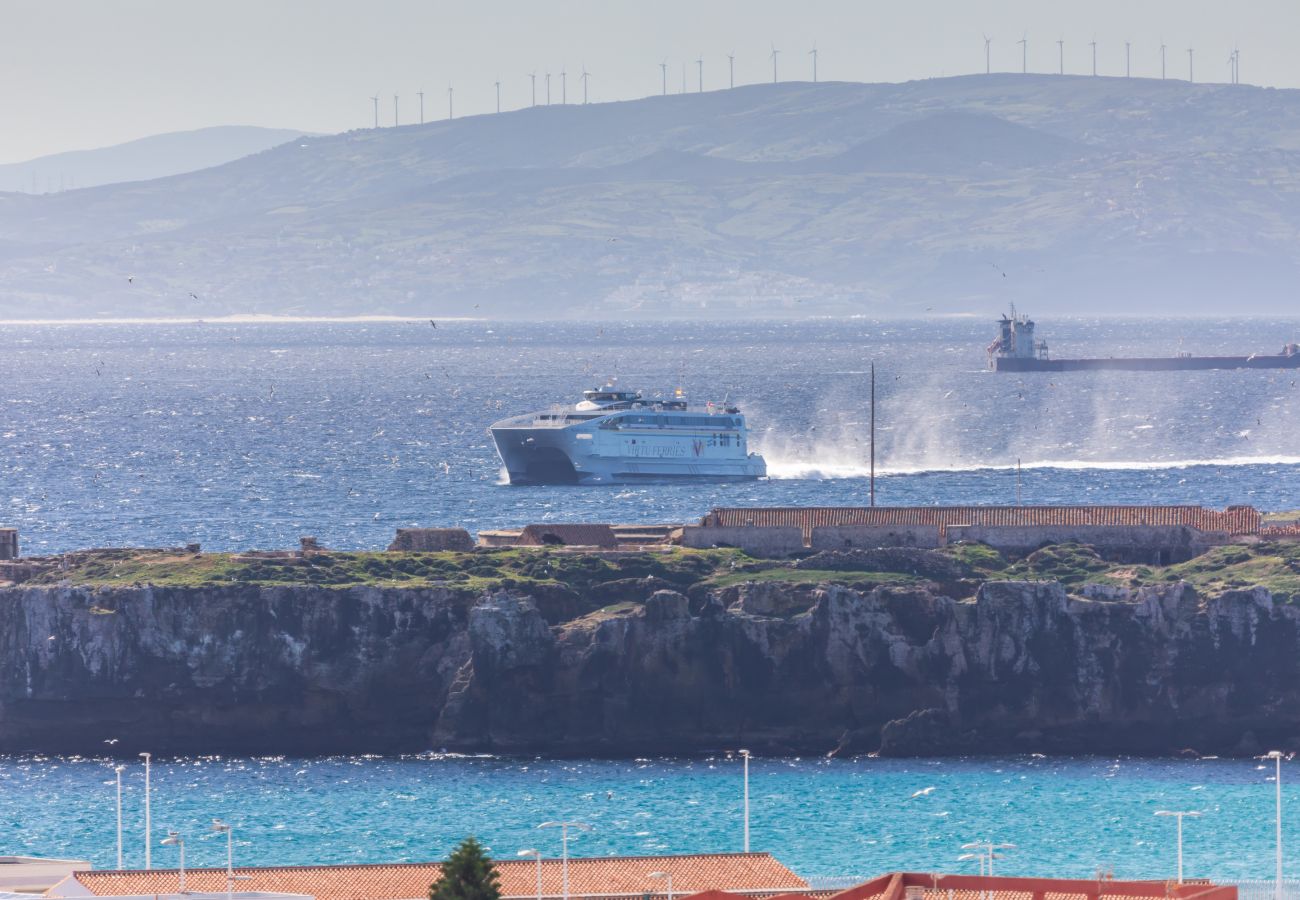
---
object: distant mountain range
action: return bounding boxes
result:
[0,126,312,195]
[2,76,1299,319]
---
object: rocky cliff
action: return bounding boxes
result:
[4,566,1299,756]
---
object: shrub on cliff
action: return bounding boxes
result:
[430,837,501,900]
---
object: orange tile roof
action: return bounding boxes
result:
[66,853,807,900]
[681,874,1235,900]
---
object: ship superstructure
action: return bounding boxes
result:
[490,386,767,484]
[988,309,1300,372]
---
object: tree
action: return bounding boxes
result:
[430,837,502,900]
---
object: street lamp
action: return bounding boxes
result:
[960,842,1015,876]
[957,852,987,876]
[517,849,543,900]
[538,822,591,900]
[161,831,186,893]
[1261,751,1287,900]
[1154,811,1201,883]
[648,871,674,900]
[741,749,752,853]
[139,753,152,870]
[211,819,235,900]
[114,765,126,870]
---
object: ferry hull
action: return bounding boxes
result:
[491,425,767,485]
[994,355,1300,372]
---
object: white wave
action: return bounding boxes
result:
[764,453,1300,480]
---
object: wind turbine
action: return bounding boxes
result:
[1160,42,1167,79]
[1018,33,1027,73]
[697,55,703,92]
[545,71,551,104]
[659,59,668,95]
[560,67,567,103]
[1187,47,1194,82]
[417,90,424,124]
[447,85,453,120]
[1125,41,1131,77]
[495,80,501,113]
[983,35,992,75]
[770,43,780,83]
[528,71,537,107]
[581,66,590,104]
[1089,38,1097,75]
[810,43,818,82]
[1057,38,1064,75]
[727,52,735,88]
[369,94,379,128]
[393,94,398,126]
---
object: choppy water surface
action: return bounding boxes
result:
[3,317,1299,553]
[1,755,1293,881]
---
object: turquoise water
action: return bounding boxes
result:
[3,755,1291,883]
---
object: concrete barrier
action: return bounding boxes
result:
[810,525,943,550]
[679,525,805,557]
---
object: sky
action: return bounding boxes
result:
[3,0,1299,164]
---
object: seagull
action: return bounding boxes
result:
[104,738,119,745]
[127,275,134,284]
[429,320,437,329]
[908,786,937,799]
[188,292,199,301]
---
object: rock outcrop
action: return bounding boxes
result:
[3,576,1300,756]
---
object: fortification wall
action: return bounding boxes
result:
[810,525,943,550]
[0,530,16,561]
[679,525,805,558]
[388,528,475,552]
[948,524,1227,563]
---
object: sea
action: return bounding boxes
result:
[3,316,1300,879]
[2,316,1299,553]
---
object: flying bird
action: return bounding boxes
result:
[104,738,119,745]
[908,786,937,799]
[430,320,437,328]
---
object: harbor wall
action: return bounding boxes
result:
[810,525,943,550]
[946,524,1224,564]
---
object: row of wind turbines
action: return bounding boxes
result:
[365,36,1245,128]
[985,35,1243,84]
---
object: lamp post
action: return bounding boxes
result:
[161,831,186,893]
[648,871,674,900]
[958,852,987,876]
[517,849,543,900]
[211,819,235,900]
[1154,811,1201,883]
[139,753,152,870]
[739,749,751,853]
[114,765,125,870]
[538,822,590,900]
[1262,751,1286,900]
[961,842,1015,876]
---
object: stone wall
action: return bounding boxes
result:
[810,525,942,550]
[679,525,804,557]
[388,528,475,552]
[0,530,16,561]
[946,524,1225,564]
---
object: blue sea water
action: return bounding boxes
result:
[2,317,1299,553]
[1,754,1294,882]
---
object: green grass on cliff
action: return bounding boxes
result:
[19,540,1300,604]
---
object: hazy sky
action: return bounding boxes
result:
[4,0,1299,164]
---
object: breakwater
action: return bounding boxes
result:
[2,540,1299,756]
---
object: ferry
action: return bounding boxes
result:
[490,386,767,485]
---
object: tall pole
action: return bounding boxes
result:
[115,766,125,869]
[697,57,703,92]
[546,73,551,105]
[771,48,779,83]
[417,91,424,125]
[1126,42,1131,77]
[728,54,734,88]
[530,73,536,107]
[985,37,992,75]
[869,363,876,507]
[1188,48,1194,82]
[393,94,399,127]
[536,854,542,900]
[448,86,453,120]
[140,753,151,870]
[810,47,818,83]
[495,81,501,113]
[1057,40,1063,75]
[370,95,379,128]
[163,833,186,893]
[1155,810,1200,883]
[1016,458,1022,505]
[740,749,751,852]
[227,825,233,900]
[538,822,589,900]
[1090,41,1096,75]
[561,69,566,104]
[1019,37,1027,74]
[1161,44,1167,79]
[660,62,667,95]
[1274,752,1284,900]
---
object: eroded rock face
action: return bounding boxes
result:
[3,577,1300,756]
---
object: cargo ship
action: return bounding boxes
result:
[988,309,1300,372]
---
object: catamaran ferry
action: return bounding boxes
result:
[490,386,767,485]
